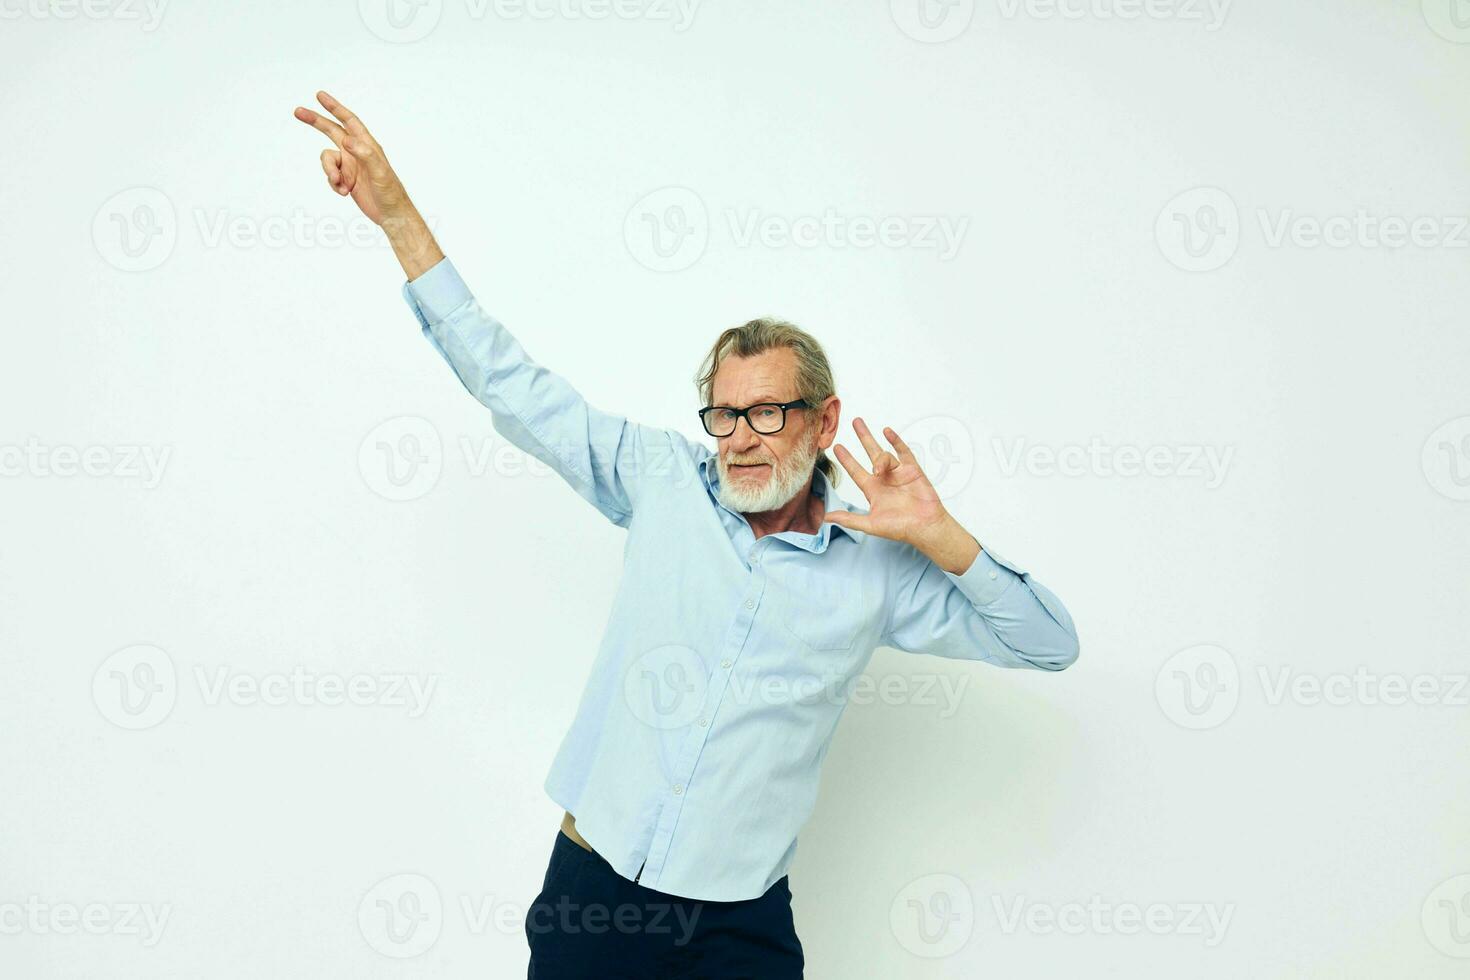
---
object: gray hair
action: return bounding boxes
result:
[695,316,839,487]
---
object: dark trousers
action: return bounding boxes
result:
[525,831,804,979]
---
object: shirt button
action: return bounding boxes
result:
[721,659,732,669]
[672,784,684,795]
[744,599,754,609]
[988,571,997,580]
[697,716,708,727]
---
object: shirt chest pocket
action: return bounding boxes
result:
[771,567,870,652]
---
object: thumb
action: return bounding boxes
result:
[824,509,871,532]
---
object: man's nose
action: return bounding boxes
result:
[725,417,762,451]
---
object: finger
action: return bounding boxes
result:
[317,90,372,139]
[294,106,349,148]
[319,149,346,194]
[832,443,874,494]
[883,425,919,467]
[853,418,898,476]
[852,417,884,463]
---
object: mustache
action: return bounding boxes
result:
[724,454,775,466]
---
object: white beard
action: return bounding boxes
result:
[715,434,820,515]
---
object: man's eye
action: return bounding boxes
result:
[752,406,779,420]
[715,410,739,422]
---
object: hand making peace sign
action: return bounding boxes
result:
[293,90,408,226]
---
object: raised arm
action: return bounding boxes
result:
[402,259,700,524]
[294,90,697,524]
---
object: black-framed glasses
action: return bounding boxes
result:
[698,399,810,437]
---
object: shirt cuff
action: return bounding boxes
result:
[945,548,1024,606]
[400,256,473,329]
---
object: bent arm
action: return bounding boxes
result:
[882,543,1080,670]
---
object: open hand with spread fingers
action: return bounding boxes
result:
[826,418,982,574]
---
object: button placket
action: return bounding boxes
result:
[644,555,770,882]
[645,710,710,880]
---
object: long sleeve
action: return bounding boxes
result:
[881,543,1079,670]
[401,257,694,526]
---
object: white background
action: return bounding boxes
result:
[3,0,1469,977]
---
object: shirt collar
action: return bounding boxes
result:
[698,452,866,543]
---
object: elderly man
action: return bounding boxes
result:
[296,91,1078,980]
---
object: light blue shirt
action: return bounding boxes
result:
[401,256,1080,902]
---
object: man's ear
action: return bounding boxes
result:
[817,395,841,451]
